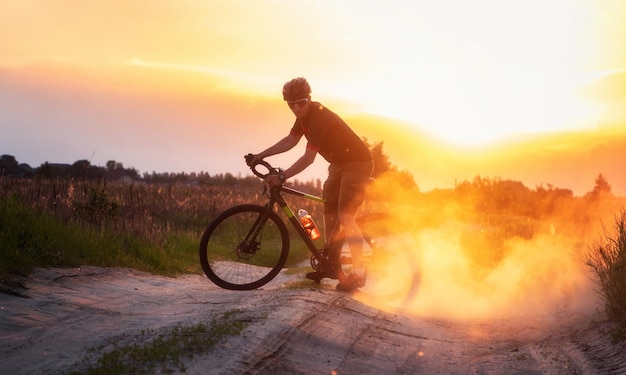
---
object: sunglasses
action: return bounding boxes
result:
[287,98,309,109]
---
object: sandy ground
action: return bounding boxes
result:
[1,266,625,375]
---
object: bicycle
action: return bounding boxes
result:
[199,155,422,302]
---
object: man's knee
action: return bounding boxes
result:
[338,213,358,228]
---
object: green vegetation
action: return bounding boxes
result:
[69,310,247,374]
[0,175,323,278]
[587,209,626,341]
[1,157,626,336]
[0,191,200,277]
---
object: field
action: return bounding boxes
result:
[0,176,327,277]
[1,173,625,337]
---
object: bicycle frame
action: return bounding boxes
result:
[200,156,421,295]
[262,185,326,263]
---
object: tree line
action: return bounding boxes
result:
[0,143,615,202]
[1,140,416,188]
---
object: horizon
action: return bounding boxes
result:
[3,118,626,198]
[2,61,626,196]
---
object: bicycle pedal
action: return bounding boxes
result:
[305,272,323,283]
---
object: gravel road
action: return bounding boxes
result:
[1,267,625,374]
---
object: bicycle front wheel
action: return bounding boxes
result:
[199,204,290,290]
[357,213,422,304]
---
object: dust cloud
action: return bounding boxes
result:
[358,175,620,321]
[404,223,597,320]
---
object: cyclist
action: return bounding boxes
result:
[247,77,374,292]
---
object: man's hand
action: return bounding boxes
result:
[245,154,261,166]
[263,174,283,188]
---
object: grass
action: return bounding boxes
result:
[2,175,626,337]
[0,194,200,277]
[0,177,322,279]
[587,209,626,341]
[69,310,247,374]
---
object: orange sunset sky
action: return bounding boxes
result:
[1,0,626,195]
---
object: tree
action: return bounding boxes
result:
[0,154,18,176]
[362,138,419,190]
[37,162,54,179]
[586,173,613,201]
[72,160,91,178]
[593,174,612,195]
[362,138,393,178]
[106,160,124,172]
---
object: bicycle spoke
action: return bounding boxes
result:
[200,205,289,290]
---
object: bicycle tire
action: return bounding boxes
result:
[356,213,422,304]
[199,204,290,290]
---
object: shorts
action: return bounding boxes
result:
[323,160,374,217]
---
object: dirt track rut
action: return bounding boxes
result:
[186,287,626,375]
[1,267,625,374]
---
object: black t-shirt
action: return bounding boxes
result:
[289,102,372,164]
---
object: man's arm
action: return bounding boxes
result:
[263,146,317,187]
[255,134,300,160]
[282,147,317,180]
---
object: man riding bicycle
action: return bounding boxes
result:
[247,77,374,292]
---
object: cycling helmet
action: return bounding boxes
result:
[282,77,311,101]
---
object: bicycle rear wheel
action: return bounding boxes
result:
[356,213,422,304]
[199,204,290,290]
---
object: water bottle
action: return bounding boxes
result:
[298,209,321,240]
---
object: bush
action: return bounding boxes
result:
[587,209,626,340]
[0,194,200,277]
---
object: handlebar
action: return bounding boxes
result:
[245,154,280,179]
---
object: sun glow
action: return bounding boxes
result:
[310,1,602,145]
[109,0,606,147]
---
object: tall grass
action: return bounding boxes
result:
[0,193,199,276]
[0,176,324,277]
[587,209,626,340]
[2,174,626,340]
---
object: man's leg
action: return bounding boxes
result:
[338,212,364,271]
[323,164,343,263]
[335,161,373,291]
[305,165,342,282]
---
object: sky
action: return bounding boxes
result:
[1,0,626,192]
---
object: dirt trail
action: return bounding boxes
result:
[1,267,625,374]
